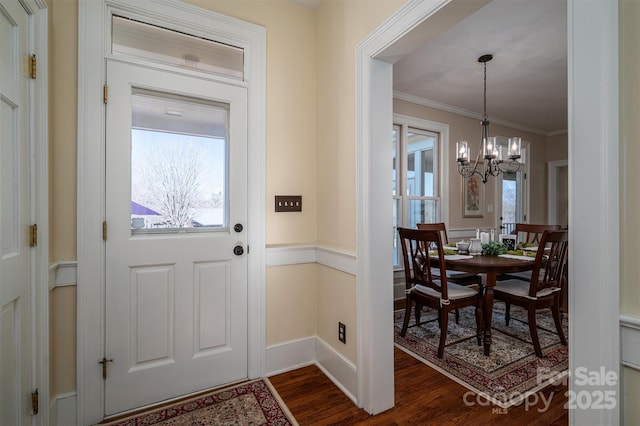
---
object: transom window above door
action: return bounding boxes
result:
[111,15,244,80]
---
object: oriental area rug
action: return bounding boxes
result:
[98,379,298,426]
[394,303,568,408]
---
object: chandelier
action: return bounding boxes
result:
[456,54,522,183]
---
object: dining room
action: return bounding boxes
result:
[387,0,570,412]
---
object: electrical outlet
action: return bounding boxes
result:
[338,322,346,344]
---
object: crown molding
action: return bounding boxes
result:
[393,90,555,137]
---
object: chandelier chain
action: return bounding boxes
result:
[483,60,487,120]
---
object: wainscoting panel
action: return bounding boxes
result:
[621,314,640,371]
[46,255,640,422]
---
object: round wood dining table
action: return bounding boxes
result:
[443,254,535,356]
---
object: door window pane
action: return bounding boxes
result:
[130,89,228,232]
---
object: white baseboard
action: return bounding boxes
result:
[50,392,77,426]
[266,336,358,404]
[265,336,316,376]
[314,337,358,403]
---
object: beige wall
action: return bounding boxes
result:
[49,286,77,396]
[620,0,640,423]
[49,0,78,397]
[185,0,318,246]
[315,1,404,252]
[393,98,549,228]
[312,0,404,363]
[620,0,640,317]
[316,265,357,363]
[266,264,318,345]
[546,133,568,162]
[50,0,77,262]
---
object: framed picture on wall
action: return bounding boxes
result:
[462,175,484,218]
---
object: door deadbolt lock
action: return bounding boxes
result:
[233,245,244,256]
[234,223,243,233]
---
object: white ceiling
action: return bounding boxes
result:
[391,0,567,135]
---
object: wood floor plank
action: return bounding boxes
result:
[269,348,568,425]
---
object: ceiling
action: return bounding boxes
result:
[391,0,567,136]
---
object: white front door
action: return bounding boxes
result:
[0,0,33,424]
[104,60,248,415]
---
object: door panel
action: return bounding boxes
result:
[105,60,248,415]
[0,1,32,424]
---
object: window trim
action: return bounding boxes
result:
[394,114,450,224]
[392,114,449,268]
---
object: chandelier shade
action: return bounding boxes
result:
[456,54,522,183]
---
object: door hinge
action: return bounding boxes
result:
[99,357,114,380]
[29,224,38,247]
[102,221,107,241]
[29,54,36,79]
[103,84,108,104]
[31,389,39,415]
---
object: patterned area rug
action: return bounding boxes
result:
[99,379,298,426]
[394,303,568,408]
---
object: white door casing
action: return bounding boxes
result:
[104,60,248,415]
[78,2,265,423]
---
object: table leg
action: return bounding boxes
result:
[483,271,496,356]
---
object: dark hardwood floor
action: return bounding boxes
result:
[269,347,568,425]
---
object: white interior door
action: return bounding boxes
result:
[0,0,33,424]
[104,60,248,416]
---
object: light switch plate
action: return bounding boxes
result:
[275,195,302,212]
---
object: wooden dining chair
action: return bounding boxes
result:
[417,223,482,323]
[513,223,562,245]
[416,223,482,286]
[493,230,568,357]
[500,223,563,282]
[397,227,483,358]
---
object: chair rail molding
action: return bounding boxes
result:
[266,244,356,276]
[48,261,78,289]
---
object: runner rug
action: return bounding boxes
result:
[394,303,568,408]
[98,378,298,426]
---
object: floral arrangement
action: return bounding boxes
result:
[481,241,507,255]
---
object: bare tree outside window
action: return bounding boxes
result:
[131,129,226,230]
[145,143,203,227]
